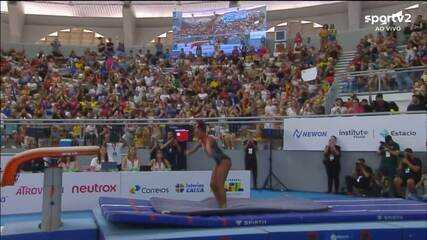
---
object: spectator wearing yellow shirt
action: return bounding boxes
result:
[319,24,329,50]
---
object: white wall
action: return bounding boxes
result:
[21,25,124,44]
[135,27,170,47]
[1,22,8,47]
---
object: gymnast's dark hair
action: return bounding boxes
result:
[196,120,207,132]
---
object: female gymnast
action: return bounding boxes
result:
[186,120,232,208]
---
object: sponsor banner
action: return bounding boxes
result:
[0,173,43,215]
[122,170,250,201]
[62,172,121,211]
[0,172,121,215]
[284,114,427,151]
[1,170,250,215]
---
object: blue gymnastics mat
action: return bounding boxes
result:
[94,207,427,240]
[99,197,427,228]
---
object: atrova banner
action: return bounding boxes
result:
[283,114,427,151]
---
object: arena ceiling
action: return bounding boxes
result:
[1,1,340,18]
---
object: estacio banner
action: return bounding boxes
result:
[283,114,427,151]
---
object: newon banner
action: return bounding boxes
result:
[283,114,427,151]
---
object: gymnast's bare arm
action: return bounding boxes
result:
[186,142,201,156]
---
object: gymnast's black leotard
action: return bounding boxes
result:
[206,137,230,165]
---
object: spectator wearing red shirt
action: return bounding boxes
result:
[294,32,303,48]
[349,98,365,114]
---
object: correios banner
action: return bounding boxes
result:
[283,114,427,151]
[0,171,250,215]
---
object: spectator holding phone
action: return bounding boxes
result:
[323,136,341,194]
[161,131,181,170]
[150,150,172,171]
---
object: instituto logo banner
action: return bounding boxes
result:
[283,114,427,151]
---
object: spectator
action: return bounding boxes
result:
[330,98,348,114]
[407,94,426,111]
[106,38,114,56]
[106,141,124,170]
[59,156,80,172]
[348,98,365,114]
[98,38,106,55]
[51,38,62,57]
[378,135,400,180]
[150,150,172,171]
[90,145,108,172]
[161,131,181,170]
[411,15,426,36]
[319,24,329,50]
[323,136,341,194]
[345,158,374,196]
[393,148,422,198]
[155,38,163,57]
[122,147,140,171]
[244,136,258,188]
[360,99,373,112]
[371,93,389,112]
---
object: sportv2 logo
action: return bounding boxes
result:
[175,183,205,193]
[365,11,411,25]
[365,11,411,31]
[293,129,327,138]
[129,185,169,194]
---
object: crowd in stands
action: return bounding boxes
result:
[330,91,426,115]
[0,28,341,151]
[177,7,265,37]
[347,15,426,92]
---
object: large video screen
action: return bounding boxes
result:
[172,5,267,57]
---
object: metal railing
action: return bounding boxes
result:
[341,66,426,94]
[1,111,425,151]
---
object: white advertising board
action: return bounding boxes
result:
[283,114,427,151]
[121,170,250,201]
[1,170,250,215]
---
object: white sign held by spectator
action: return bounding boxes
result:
[301,67,318,82]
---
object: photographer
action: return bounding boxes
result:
[244,136,258,188]
[393,148,422,198]
[378,135,400,179]
[323,136,341,194]
[161,131,182,170]
[345,158,374,196]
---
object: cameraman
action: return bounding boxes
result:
[323,136,341,194]
[378,135,400,179]
[345,158,374,196]
[161,131,181,171]
[393,148,422,198]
